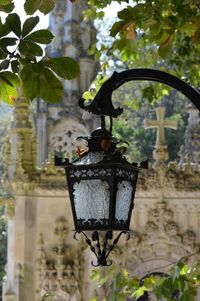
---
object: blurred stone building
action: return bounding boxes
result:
[2,1,200,301]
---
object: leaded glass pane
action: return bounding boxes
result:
[115,180,133,222]
[73,179,110,221]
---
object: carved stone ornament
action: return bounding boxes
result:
[37,217,83,301]
[121,201,200,278]
[3,97,39,194]
[49,117,89,160]
[136,159,200,192]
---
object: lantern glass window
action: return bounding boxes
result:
[65,156,138,231]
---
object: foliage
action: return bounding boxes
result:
[86,0,200,87]
[0,0,80,104]
[91,258,200,301]
[111,82,188,162]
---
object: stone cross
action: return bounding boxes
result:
[144,107,177,147]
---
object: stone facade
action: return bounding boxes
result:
[36,0,98,167]
[2,96,200,301]
[1,1,200,301]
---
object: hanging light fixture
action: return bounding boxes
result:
[55,74,149,267]
[55,119,146,266]
[55,68,200,266]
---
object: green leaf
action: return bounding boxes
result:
[0,19,11,37]
[110,20,128,37]
[24,0,55,15]
[83,91,92,101]
[90,269,101,281]
[11,60,19,73]
[6,13,21,38]
[22,16,39,37]
[131,286,145,299]
[0,71,19,104]
[39,0,56,14]
[0,1,14,13]
[19,40,43,57]
[118,7,134,20]
[24,0,39,15]
[1,71,19,86]
[21,62,63,102]
[49,57,80,80]
[0,49,7,59]
[39,67,64,102]
[24,29,54,44]
[0,0,12,4]
[142,85,155,103]
[0,37,17,48]
[177,260,185,270]
[0,59,9,70]
[158,34,174,58]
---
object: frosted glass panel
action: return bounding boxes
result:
[73,180,110,221]
[115,181,133,221]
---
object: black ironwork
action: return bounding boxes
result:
[55,126,144,232]
[54,67,200,266]
[79,69,200,117]
[74,230,130,267]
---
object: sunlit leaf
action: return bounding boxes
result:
[0,71,19,104]
[158,34,174,58]
[0,0,14,13]
[90,269,101,281]
[131,286,146,299]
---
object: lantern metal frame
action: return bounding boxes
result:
[55,68,200,266]
[65,161,139,231]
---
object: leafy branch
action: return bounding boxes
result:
[91,251,200,301]
[0,1,80,104]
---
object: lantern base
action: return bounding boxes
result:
[74,230,130,267]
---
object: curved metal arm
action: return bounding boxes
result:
[79,69,200,117]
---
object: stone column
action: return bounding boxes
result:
[2,204,16,301]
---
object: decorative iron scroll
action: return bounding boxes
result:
[74,230,130,266]
[79,69,200,117]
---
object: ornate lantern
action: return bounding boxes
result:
[63,127,139,232]
[55,124,146,266]
[55,68,200,266]
[55,77,148,266]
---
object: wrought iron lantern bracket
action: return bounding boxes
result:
[55,68,200,267]
[79,69,200,117]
